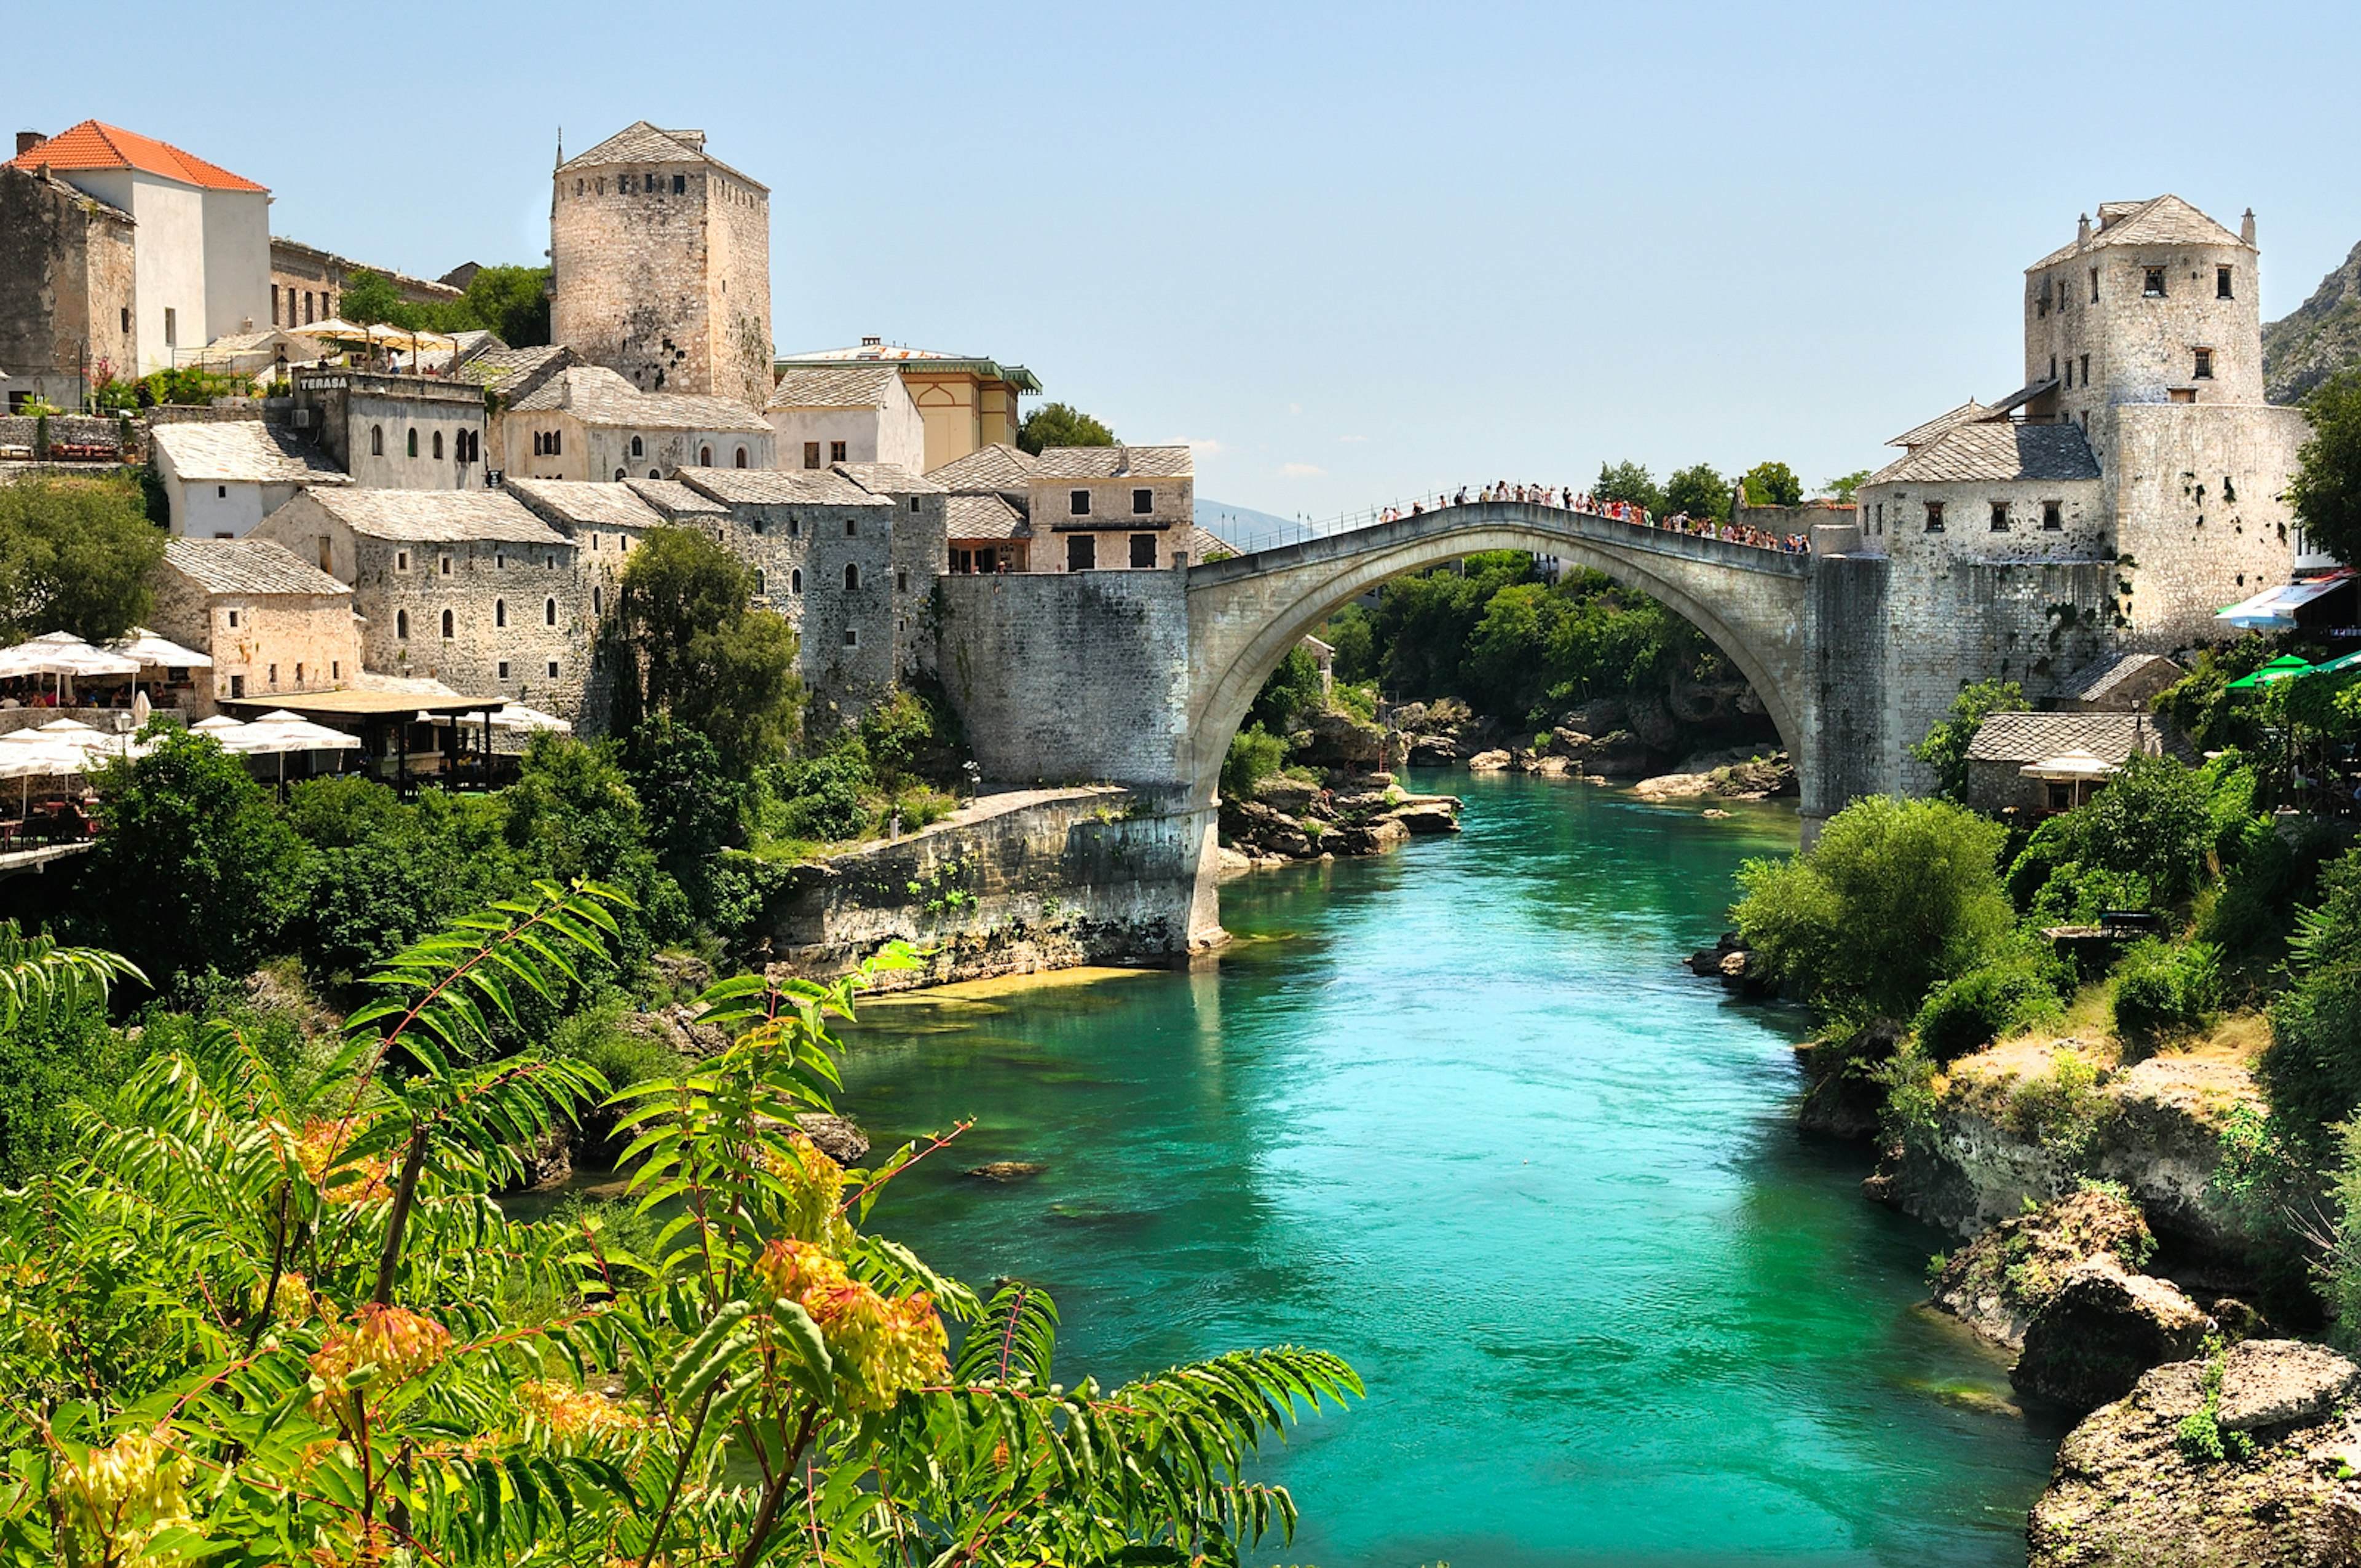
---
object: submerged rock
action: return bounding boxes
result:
[2028,1339,2361,1568]
[1931,1188,2155,1351]
[2011,1255,2212,1414]
[964,1160,1047,1182]
[1467,749,1512,771]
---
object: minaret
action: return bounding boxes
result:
[2242,208,2257,246]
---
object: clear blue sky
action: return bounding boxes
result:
[34,1,2361,515]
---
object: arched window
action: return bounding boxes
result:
[396,609,409,639]
[630,435,643,457]
[734,446,748,468]
[432,430,444,460]
[534,431,543,456]
[371,425,384,456]
[440,609,454,639]
[544,597,557,626]
[614,467,626,481]
[408,429,419,458]
[753,569,765,594]
[647,469,660,479]
[789,568,802,594]
[843,562,860,591]
[495,599,507,628]
[698,446,713,467]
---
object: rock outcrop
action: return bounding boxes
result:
[2028,1339,2361,1568]
[2263,237,2361,405]
[1931,1188,2156,1351]
[794,1113,870,1166]
[2011,1255,2212,1414]
[1632,750,1797,802]
[1219,770,1461,867]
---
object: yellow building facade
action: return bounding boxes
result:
[771,338,1039,472]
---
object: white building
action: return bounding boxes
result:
[765,364,926,473]
[149,419,349,538]
[494,364,775,482]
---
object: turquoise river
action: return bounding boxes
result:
[834,771,2061,1566]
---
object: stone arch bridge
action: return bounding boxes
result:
[936,500,1889,947]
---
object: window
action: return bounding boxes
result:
[2170,388,2196,404]
[673,174,685,194]
[439,554,452,576]
[845,519,857,537]
[896,569,908,593]
[829,440,847,463]
[648,469,660,479]
[164,307,176,347]
[495,552,505,569]
[408,428,419,458]
[2143,266,2166,297]
[226,609,241,629]
[1988,502,2008,532]
[1133,487,1153,514]
[372,425,385,457]
[2194,348,2215,379]
[844,628,858,648]
[843,563,860,591]
[229,674,245,698]
[2042,500,2063,531]
[630,435,644,457]
[803,441,821,469]
[268,664,278,687]
[2218,265,2234,299]
[271,285,280,326]
[495,599,507,628]
[1067,534,1096,570]
[546,661,558,679]
[699,446,712,467]
[615,467,627,481]
[497,660,510,680]
[592,587,603,615]
[1070,489,1092,517]
[2089,268,2099,302]
[440,609,454,639]
[735,446,748,468]
[1130,532,1157,567]
[753,569,765,594]
[216,484,227,498]
[318,537,333,572]
[2081,353,2090,387]
[544,597,557,626]
[789,518,801,538]
[396,610,409,638]
[432,430,444,460]
[1923,501,1945,532]
[534,431,542,456]
[790,568,803,594]
[121,305,130,334]
[396,550,409,571]
[331,661,339,679]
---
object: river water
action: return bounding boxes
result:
[836,771,2058,1566]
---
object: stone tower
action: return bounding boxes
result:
[550,122,772,411]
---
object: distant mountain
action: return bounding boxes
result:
[2264,239,2361,404]
[1193,498,1299,548]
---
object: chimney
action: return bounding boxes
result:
[860,335,882,347]
[14,131,42,157]
[2077,212,2091,246]
[2242,208,2257,246]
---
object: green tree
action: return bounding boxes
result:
[337,268,405,326]
[1824,468,1873,503]
[77,729,307,989]
[625,715,744,921]
[458,263,552,346]
[1664,463,1731,521]
[2264,848,2361,1138]
[0,921,145,1180]
[1249,644,1326,735]
[1319,604,1377,683]
[1741,460,1803,508]
[1908,678,2025,800]
[1734,795,2013,1021]
[2289,368,2361,567]
[1591,460,1664,516]
[611,526,804,777]
[1017,401,1117,454]
[0,474,164,642]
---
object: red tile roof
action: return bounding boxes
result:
[4,120,266,192]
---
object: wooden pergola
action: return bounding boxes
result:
[217,690,508,792]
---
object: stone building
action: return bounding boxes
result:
[550,124,772,411]
[457,343,575,411]
[266,238,461,333]
[494,364,773,482]
[503,476,658,624]
[1853,195,2313,792]
[151,537,362,715]
[775,340,1040,472]
[767,364,925,473]
[1027,446,1198,572]
[256,488,586,714]
[292,368,486,490]
[1,122,270,406]
[149,419,349,538]
[1961,710,2172,817]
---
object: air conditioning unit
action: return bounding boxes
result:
[291,408,312,428]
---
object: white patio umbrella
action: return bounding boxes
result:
[225,711,360,784]
[486,704,572,734]
[0,739,94,818]
[0,632,140,704]
[108,628,213,669]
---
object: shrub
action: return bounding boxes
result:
[1913,955,2070,1063]
[772,747,873,842]
[1909,679,2025,801]
[1221,724,1287,798]
[2261,848,2361,1136]
[2005,1048,2110,1159]
[2112,938,2222,1045]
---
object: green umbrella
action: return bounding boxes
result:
[2225,654,2316,690]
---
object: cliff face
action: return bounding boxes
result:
[2263,238,2361,404]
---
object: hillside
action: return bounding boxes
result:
[2264,238,2361,403]
[1195,497,1299,550]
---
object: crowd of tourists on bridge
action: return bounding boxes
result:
[1372,483,1810,555]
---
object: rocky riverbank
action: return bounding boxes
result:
[1219,769,1461,870]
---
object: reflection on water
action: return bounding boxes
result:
[836,774,2056,1567]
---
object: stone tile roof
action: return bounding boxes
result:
[504,478,665,533]
[623,478,728,518]
[1866,422,2100,486]
[150,420,350,486]
[7,120,265,191]
[558,121,767,192]
[2067,652,2185,706]
[1888,401,1993,449]
[1964,711,2166,765]
[2028,195,2250,270]
[163,537,349,597]
[1184,524,1229,559]
[946,493,1027,540]
[456,344,574,400]
[305,487,567,545]
[681,470,886,508]
[834,462,944,496]
[1031,444,1194,480]
[927,442,1038,491]
[509,366,771,432]
[765,365,903,410]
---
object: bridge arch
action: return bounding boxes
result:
[1182,502,1816,810]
